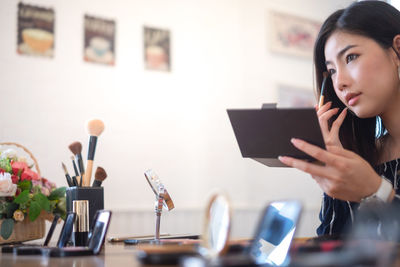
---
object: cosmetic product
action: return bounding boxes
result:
[68,141,85,179]
[43,214,60,246]
[61,162,73,187]
[66,187,104,229]
[92,166,107,187]
[84,119,105,187]
[73,200,89,246]
[57,212,76,248]
[49,210,112,257]
[318,71,330,109]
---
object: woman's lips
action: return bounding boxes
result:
[347,93,361,106]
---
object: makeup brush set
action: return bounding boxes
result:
[61,119,107,188]
[61,119,107,245]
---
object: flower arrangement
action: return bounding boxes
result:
[0,146,66,240]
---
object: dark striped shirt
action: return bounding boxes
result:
[317,158,400,236]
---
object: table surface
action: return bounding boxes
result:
[2,240,400,267]
[0,242,143,267]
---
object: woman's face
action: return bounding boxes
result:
[324,31,400,118]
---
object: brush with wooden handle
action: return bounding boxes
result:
[83,119,105,186]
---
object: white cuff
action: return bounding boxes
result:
[362,176,393,203]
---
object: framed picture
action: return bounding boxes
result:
[277,84,316,108]
[144,26,171,72]
[17,3,55,58]
[84,15,116,66]
[269,10,321,58]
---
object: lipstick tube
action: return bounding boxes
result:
[73,200,89,246]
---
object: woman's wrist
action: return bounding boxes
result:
[361,175,394,203]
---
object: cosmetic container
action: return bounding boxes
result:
[73,200,89,246]
[66,186,104,229]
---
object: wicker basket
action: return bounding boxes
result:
[0,217,45,244]
[0,142,46,244]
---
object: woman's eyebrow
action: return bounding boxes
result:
[325,44,358,65]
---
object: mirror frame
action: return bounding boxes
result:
[202,192,232,258]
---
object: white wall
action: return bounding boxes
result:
[0,0,353,237]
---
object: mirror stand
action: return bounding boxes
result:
[154,184,165,243]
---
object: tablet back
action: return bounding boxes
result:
[227,107,325,167]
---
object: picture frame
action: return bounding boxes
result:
[269,10,321,58]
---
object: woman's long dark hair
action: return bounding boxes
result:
[314,1,400,166]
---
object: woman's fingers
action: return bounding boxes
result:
[330,108,348,137]
[278,156,329,178]
[316,101,332,116]
[318,108,339,138]
[326,144,355,158]
[289,138,346,166]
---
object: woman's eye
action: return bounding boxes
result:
[328,69,336,75]
[346,54,358,63]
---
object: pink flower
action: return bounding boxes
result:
[41,187,50,197]
[12,161,29,173]
[21,169,39,181]
[11,175,19,184]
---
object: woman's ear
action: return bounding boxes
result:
[392,35,400,65]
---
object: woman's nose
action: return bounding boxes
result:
[334,69,350,91]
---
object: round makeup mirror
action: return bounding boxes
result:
[201,193,232,258]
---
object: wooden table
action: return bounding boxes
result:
[0,243,143,267]
[2,240,400,267]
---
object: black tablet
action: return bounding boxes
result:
[227,107,325,167]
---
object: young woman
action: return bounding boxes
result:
[278,1,400,236]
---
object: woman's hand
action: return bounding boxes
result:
[278,139,381,202]
[316,102,348,148]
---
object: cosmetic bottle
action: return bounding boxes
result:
[73,200,89,246]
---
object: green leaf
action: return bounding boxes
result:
[13,190,30,205]
[6,202,18,219]
[33,193,50,212]
[1,219,14,240]
[48,187,66,201]
[0,158,12,173]
[18,180,32,192]
[28,201,41,221]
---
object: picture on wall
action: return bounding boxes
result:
[269,10,321,58]
[84,15,116,66]
[144,26,171,72]
[277,84,316,108]
[17,3,55,58]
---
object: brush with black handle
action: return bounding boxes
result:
[93,166,107,187]
[61,162,74,187]
[69,141,85,186]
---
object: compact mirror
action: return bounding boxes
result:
[144,169,174,210]
[202,193,231,258]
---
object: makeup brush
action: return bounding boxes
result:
[72,176,78,187]
[84,119,105,187]
[71,156,81,187]
[68,141,85,178]
[92,166,107,187]
[61,162,73,187]
[318,71,330,109]
[71,156,79,177]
